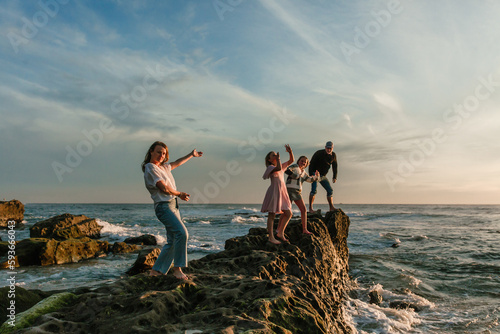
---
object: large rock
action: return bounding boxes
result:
[30,213,103,240]
[0,199,24,229]
[126,247,161,275]
[0,237,109,267]
[124,234,157,245]
[111,242,141,254]
[15,209,352,333]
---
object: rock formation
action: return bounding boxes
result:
[1,237,110,267]
[0,213,145,269]
[30,213,103,240]
[0,200,24,228]
[6,209,352,333]
[126,247,161,275]
[124,234,157,246]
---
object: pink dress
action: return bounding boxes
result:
[261,162,292,213]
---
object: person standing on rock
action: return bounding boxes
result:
[308,141,338,212]
[142,141,203,279]
[285,156,319,234]
[261,144,294,244]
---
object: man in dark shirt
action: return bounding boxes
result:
[308,141,337,212]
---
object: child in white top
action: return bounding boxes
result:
[285,156,319,234]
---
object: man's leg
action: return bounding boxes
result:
[309,180,318,212]
[327,196,335,211]
[319,178,335,211]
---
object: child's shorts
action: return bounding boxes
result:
[287,188,302,201]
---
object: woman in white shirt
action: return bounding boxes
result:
[142,141,203,279]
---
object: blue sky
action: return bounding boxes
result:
[1,0,500,204]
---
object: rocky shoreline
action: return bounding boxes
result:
[0,213,145,269]
[1,207,352,333]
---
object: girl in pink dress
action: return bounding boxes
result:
[261,144,294,244]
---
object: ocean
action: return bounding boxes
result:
[2,203,499,333]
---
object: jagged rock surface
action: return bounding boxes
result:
[1,237,109,267]
[124,234,157,246]
[14,209,352,334]
[0,200,24,228]
[30,213,103,240]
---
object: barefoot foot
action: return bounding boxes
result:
[149,270,163,276]
[268,238,281,245]
[276,234,289,242]
[174,272,189,280]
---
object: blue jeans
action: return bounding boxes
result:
[310,176,333,197]
[152,199,188,273]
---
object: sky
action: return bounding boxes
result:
[1,0,500,205]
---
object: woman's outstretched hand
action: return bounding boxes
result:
[285,144,292,153]
[179,192,190,201]
[191,149,203,157]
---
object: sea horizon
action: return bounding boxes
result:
[18,201,500,206]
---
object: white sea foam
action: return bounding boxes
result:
[96,219,139,240]
[231,215,265,224]
[198,220,211,225]
[345,297,421,333]
[345,282,436,333]
[400,272,422,287]
[346,211,365,217]
[155,233,166,245]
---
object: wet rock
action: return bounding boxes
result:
[111,242,141,254]
[0,241,11,257]
[389,300,421,312]
[30,213,103,240]
[307,209,323,219]
[0,199,24,229]
[0,292,77,333]
[126,247,161,275]
[369,290,383,305]
[123,234,157,245]
[0,286,52,324]
[1,237,109,267]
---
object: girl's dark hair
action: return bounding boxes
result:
[141,141,168,172]
[265,151,274,167]
[297,156,309,167]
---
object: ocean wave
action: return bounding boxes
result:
[345,297,421,333]
[197,220,211,225]
[345,211,365,217]
[231,215,265,224]
[410,235,428,241]
[399,273,422,287]
[345,282,435,333]
[96,219,141,240]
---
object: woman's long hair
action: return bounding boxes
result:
[265,151,274,167]
[141,141,168,172]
